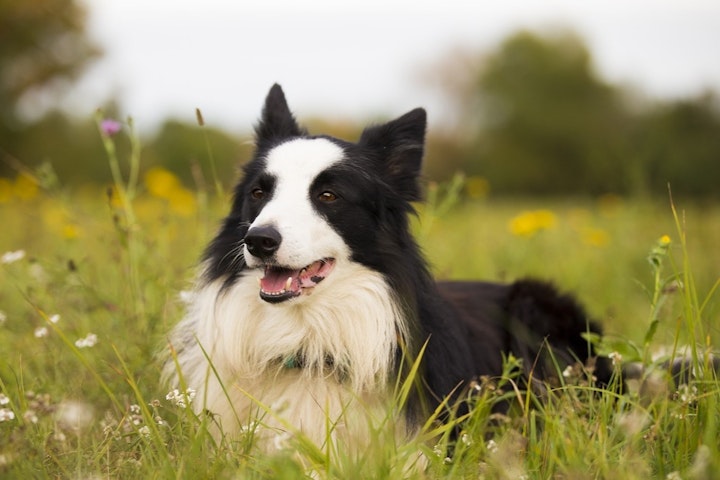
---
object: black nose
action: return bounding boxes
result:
[245,225,282,259]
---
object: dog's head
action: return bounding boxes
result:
[205,84,427,303]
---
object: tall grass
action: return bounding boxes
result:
[0,122,718,478]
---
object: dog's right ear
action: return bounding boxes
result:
[254,84,304,148]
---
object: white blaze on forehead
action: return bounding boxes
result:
[264,138,344,183]
[247,138,349,268]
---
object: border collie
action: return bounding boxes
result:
[164,84,611,451]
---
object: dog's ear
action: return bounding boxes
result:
[254,84,304,147]
[359,108,427,201]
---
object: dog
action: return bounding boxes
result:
[163,84,612,452]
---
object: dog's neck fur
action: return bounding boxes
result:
[188,260,408,393]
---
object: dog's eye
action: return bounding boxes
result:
[250,188,264,200]
[318,191,337,203]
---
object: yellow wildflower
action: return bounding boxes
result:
[0,178,12,203]
[582,227,610,247]
[508,209,557,238]
[168,187,197,217]
[62,224,81,239]
[13,173,39,201]
[144,167,180,199]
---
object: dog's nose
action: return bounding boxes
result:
[245,225,282,259]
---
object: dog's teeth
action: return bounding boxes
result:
[285,277,293,290]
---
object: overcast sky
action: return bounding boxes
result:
[65,0,720,133]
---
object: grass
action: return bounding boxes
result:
[0,127,719,478]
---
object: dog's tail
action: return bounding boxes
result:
[504,278,613,386]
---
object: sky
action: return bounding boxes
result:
[63,0,720,133]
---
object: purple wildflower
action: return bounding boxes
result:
[100,119,122,137]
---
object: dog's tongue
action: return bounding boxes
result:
[260,259,335,301]
[261,266,300,295]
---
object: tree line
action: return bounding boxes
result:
[1,2,719,198]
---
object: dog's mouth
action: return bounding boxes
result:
[258,258,335,303]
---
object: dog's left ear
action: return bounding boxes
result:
[359,108,426,201]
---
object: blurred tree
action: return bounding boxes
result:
[0,0,99,173]
[142,120,249,189]
[637,93,720,197]
[467,30,631,195]
[428,29,720,198]
[11,111,107,184]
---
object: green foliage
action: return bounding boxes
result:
[636,94,720,197]
[3,111,111,183]
[0,0,99,141]
[142,119,250,189]
[473,30,628,195]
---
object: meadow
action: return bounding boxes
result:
[0,134,719,478]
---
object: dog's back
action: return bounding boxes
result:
[437,279,612,389]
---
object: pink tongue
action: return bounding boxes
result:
[260,267,300,294]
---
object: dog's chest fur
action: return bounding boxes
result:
[169,261,408,448]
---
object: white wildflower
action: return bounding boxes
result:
[34,326,48,338]
[23,409,39,424]
[0,393,9,405]
[1,250,25,264]
[608,351,622,367]
[129,404,141,415]
[486,439,499,453]
[240,421,260,435]
[432,444,443,457]
[29,263,48,284]
[562,365,574,378]
[0,408,15,422]
[49,314,60,324]
[75,333,98,348]
[665,472,682,480]
[138,425,151,438]
[165,387,196,408]
[55,400,94,431]
[678,384,698,404]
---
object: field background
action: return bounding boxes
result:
[1,170,719,478]
[2,2,720,477]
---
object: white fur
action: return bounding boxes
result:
[245,138,350,270]
[165,139,412,450]
[167,262,408,450]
